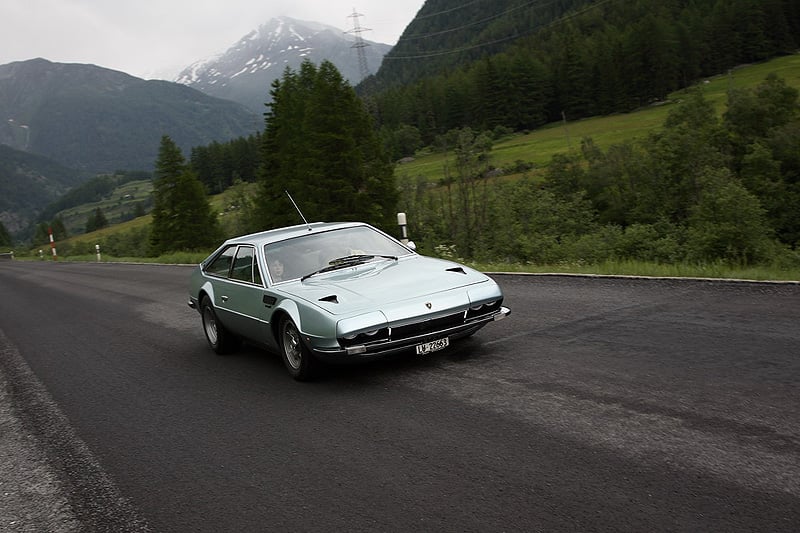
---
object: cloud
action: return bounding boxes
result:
[0,0,422,79]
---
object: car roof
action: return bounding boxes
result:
[225,222,368,247]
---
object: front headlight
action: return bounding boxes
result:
[465,299,502,320]
[338,327,390,347]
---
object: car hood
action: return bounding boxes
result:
[278,256,490,315]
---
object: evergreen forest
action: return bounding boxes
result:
[369,0,800,141]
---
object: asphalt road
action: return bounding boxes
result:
[0,261,799,532]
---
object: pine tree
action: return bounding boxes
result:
[85,207,108,233]
[51,218,68,241]
[506,53,551,129]
[254,60,397,231]
[150,136,185,254]
[0,220,12,248]
[553,30,592,119]
[150,136,221,254]
[168,169,222,251]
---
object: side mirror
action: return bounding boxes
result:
[406,240,417,251]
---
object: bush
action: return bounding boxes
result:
[616,222,685,263]
[491,125,514,140]
[569,225,623,263]
[686,168,774,264]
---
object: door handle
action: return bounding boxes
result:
[220,295,229,302]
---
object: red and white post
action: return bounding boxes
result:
[48,226,57,261]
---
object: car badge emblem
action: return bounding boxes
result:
[425,302,432,309]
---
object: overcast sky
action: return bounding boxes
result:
[1,0,425,79]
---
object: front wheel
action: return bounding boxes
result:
[279,316,317,381]
[201,297,239,354]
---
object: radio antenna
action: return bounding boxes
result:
[285,190,312,231]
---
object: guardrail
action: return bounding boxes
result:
[0,252,14,261]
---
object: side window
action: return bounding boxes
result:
[205,246,236,277]
[230,246,255,283]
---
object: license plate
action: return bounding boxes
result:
[415,337,449,355]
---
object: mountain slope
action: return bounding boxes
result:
[0,144,84,235]
[0,58,258,172]
[372,0,591,88]
[175,17,392,113]
[368,0,800,135]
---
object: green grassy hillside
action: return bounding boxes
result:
[41,182,255,262]
[57,179,152,235]
[396,54,800,183]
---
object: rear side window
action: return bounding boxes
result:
[205,246,236,277]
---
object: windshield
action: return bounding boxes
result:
[264,225,412,282]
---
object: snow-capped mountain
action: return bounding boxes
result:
[175,17,392,113]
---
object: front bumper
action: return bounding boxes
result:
[311,306,510,362]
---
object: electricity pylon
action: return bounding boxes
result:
[346,9,371,82]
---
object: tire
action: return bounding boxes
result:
[278,316,317,381]
[201,297,239,355]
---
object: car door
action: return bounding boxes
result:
[213,245,272,342]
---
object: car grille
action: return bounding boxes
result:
[390,312,465,340]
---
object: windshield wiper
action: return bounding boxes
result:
[301,254,397,281]
[329,254,397,265]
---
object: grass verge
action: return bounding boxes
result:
[470,259,800,282]
[22,252,211,265]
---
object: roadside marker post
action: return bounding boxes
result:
[48,227,57,261]
[397,212,409,245]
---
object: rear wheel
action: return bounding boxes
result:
[279,316,316,381]
[201,297,239,354]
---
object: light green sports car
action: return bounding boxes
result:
[188,222,510,380]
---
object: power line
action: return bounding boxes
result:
[401,0,546,42]
[385,0,618,61]
[412,0,492,21]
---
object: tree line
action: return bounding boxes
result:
[189,134,262,195]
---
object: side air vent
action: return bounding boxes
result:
[319,295,339,304]
[446,267,467,275]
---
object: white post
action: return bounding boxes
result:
[397,212,408,244]
[95,244,101,262]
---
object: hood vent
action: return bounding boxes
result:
[319,294,339,304]
[446,267,467,275]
